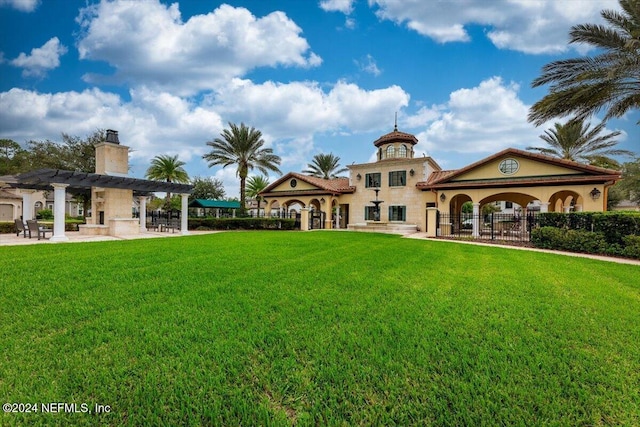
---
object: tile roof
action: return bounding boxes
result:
[261,172,355,195]
[428,148,621,186]
[373,129,418,147]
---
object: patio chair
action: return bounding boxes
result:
[15,219,28,238]
[26,219,52,240]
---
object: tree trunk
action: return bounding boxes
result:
[240,175,246,216]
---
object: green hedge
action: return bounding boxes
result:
[538,212,640,245]
[531,227,640,260]
[188,217,297,231]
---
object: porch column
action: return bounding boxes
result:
[139,196,147,232]
[301,207,310,231]
[21,189,36,220]
[180,193,190,235]
[50,183,69,242]
[540,202,549,213]
[426,207,438,237]
[564,206,571,213]
[335,205,341,229]
[575,204,583,212]
[472,203,480,238]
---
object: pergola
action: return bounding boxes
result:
[6,168,193,241]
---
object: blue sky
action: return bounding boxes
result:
[1,0,638,198]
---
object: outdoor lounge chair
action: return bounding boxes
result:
[26,219,52,240]
[14,219,28,238]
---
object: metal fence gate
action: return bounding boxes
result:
[436,212,539,242]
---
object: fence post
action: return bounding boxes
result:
[426,208,438,237]
[490,212,495,240]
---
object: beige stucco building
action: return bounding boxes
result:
[261,127,621,236]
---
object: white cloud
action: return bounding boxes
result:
[212,78,409,142]
[0,0,39,12]
[76,1,321,95]
[319,0,355,14]
[10,37,67,77]
[0,87,223,176]
[367,0,620,54]
[345,17,356,29]
[405,76,540,155]
[0,76,409,181]
[355,54,381,76]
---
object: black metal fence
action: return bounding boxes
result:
[437,212,539,242]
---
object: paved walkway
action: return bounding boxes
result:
[404,232,640,266]
[0,230,220,246]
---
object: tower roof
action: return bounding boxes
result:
[373,128,418,147]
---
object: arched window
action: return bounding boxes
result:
[398,145,407,158]
[386,145,395,158]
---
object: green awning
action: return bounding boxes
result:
[189,199,241,209]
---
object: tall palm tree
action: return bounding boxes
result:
[246,175,270,217]
[528,0,640,126]
[527,118,632,168]
[145,154,190,208]
[303,153,348,179]
[203,122,281,213]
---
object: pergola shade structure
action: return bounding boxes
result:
[11,168,193,196]
[7,168,193,241]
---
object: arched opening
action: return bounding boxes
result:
[308,198,325,229]
[548,190,582,212]
[480,192,538,215]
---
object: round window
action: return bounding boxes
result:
[290,179,297,188]
[498,158,519,175]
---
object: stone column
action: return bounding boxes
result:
[301,207,310,231]
[335,205,341,229]
[426,207,438,237]
[472,203,480,238]
[139,196,147,232]
[540,202,549,213]
[50,183,69,242]
[180,193,190,235]
[21,189,36,220]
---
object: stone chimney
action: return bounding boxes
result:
[95,129,128,175]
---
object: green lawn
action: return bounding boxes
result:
[1,232,638,426]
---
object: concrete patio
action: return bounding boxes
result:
[0,229,220,246]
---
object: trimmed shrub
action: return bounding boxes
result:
[188,217,296,231]
[531,226,639,259]
[36,209,54,220]
[622,235,640,259]
[562,229,608,254]
[0,221,15,234]
[530,226,565,249]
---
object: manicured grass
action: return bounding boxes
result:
[1,232,639,426]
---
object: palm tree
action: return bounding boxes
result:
[528,0,640,126]
[303,153,348,179]
[145,154,190,208]
[527,118,632,168]
[246,175,270,217]
[203,122,281,213]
